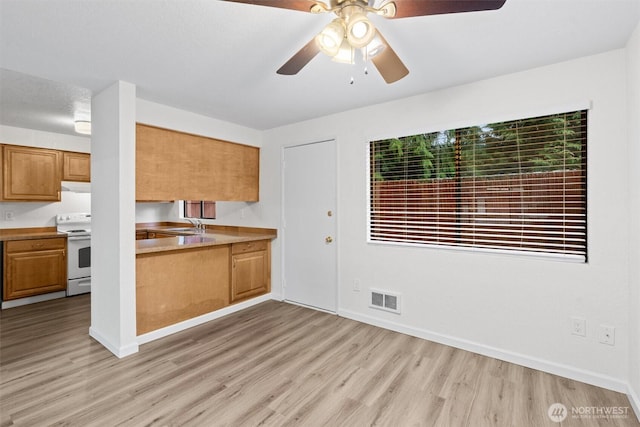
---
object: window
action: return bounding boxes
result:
[368,110,587,261]
[183,201,216,219]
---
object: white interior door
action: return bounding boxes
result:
[283,139,337,312]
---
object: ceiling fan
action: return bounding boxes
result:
[223,0,506,84]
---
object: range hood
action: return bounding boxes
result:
[61,181,91,193]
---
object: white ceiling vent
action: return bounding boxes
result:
[370,289,401,314]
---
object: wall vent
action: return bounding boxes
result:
[369,289,401,314]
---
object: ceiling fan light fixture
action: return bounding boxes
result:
[74,120,91,135]
[363,34,385,58]
[346,13,376,48]
[315,19,345,57]
[332,38,355,64]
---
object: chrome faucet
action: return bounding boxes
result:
[187,218,205,233]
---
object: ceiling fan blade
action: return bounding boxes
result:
[370,32,409,84]
[277,38,321,75]
[383,0,506,19]
[222,0,326,13]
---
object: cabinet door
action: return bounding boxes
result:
[231,249,268,302]
[62,152,91,182]
[136,124,259,202]
[4,248,67,300]
[3,145,61,201]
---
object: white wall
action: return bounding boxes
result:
[263,49,631,391]
[135,99,271,228]
[627,20,640,414]
[0,125,91,228]
[0,124,90,152]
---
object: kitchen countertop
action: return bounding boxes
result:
[0,224,277,251]
[136,224,277,255]
[0,227,66,241]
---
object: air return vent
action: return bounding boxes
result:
[369,289,401,314]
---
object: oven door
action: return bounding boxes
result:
[67,235,91,280]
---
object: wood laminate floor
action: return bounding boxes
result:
[0,295,638,427]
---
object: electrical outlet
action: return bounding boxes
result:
[353,279,361,292]
[599,325,615,345]
[571,317,586,337]
[4,211,15,221]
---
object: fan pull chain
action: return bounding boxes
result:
[349,53,371,85]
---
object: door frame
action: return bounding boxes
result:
[280,137,340,313]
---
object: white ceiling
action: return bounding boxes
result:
[0,0,639,135]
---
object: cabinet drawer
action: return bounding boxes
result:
[6,237,66,253]
[231,240,268,255]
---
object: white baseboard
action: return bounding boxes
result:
[89,327,139,358]
[136,293,272,345]
[338,308,629,394]
[1,291,66,309]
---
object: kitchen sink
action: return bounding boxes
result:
[163,227,202,234]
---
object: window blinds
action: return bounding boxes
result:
[369,110,587,261]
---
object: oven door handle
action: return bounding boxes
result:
[67,236,91,242]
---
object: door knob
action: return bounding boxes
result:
[325,236,333,243]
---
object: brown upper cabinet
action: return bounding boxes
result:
[62,151,91,182]
[2,145,62,201]
[136,124,259,202]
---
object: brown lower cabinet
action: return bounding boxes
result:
[3,238,67,300]
[136,240,271,335]
[230,240,270,303]
[136,245,231,335]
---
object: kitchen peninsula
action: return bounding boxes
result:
[133,122,272,337]
[135,224,276,336]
